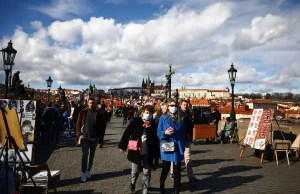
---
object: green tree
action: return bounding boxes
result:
[265,93,271,99]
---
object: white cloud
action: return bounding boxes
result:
[1,1,300,94]
[48,19,83,44]
[232,14,289,50]
[29,0,92,20]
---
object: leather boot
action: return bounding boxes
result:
[160,182,165,194]
[130,183,135,192]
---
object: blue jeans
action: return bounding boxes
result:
[68,118,75,135]
[81,137,99,172]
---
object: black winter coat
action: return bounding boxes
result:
[118,117,159,166]
[179,108,194,141]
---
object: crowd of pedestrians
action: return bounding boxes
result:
[36,97,199,193]
[37,99,107,147]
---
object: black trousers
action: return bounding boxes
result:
[123,116,127,125]
[160,160,181,192]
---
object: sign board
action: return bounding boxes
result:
[243,109,274,150]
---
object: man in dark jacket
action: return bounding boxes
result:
[177,100,198,183]
[76,97,107,182]
[122,104,129,126]
[41,102,55,146]
[98,103,108,148]
[52,101,63,144]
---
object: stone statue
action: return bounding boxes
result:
[61,89,66,102]
[17,81,25,95]
[12,71,20,93]
[11,71,27,96]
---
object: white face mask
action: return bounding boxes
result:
[169,106,177,114]
[143,113,153,121]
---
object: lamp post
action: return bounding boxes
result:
[175,89,179,105]
[45,76,53,102]
[228,63,237,121]
[1,40,17,97]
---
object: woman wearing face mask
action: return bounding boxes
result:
[157,99,185,194]
[118,105,159,194]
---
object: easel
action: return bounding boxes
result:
[0,107,40,194]
[239,140,269,164]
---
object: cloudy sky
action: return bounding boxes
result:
[0,0,299,93]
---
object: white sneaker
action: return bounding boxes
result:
[81,172,87,182]
[86,171,91,179]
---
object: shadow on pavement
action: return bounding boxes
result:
[183,165,263,193]
[58,169,131,187]
[192,158,235,167]
[113,126,126,129]
[50,190,97,194]
[191,150,211,155]
[34,145,55,165]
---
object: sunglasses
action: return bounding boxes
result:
[169,105,177,107]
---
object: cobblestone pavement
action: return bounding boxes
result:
[38,117,300,194]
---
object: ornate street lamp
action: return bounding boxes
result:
[228,63,237,121]
[45,76,53,102]
[1,40,17,97]
[175,89,179,105]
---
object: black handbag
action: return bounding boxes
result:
[161,142,175,152]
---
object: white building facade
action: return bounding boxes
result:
[178,87,230,99]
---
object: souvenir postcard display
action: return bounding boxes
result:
[244,109,263,148]
[243,109,274,150]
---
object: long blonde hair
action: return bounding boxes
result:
[165,98,181,122]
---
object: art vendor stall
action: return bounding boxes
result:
[0,98,39,165]
[239,109,274,163]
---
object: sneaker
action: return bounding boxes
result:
[81,172,87,182]
[86,171,91,179]
[169,172,174,180]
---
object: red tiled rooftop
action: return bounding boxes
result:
[189,99,210,105]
